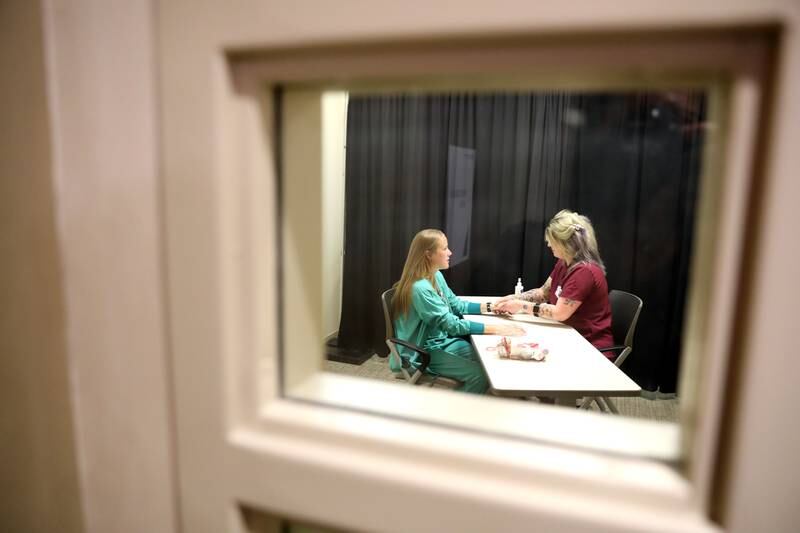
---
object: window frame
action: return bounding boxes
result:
[193,29,773,531]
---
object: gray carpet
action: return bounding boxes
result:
[324,354,679,423]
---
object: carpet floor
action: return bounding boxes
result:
[324,354,679,423]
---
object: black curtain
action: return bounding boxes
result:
[336,91,705,393]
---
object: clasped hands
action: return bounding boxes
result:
[491,295,526,315]
[483,295,528,337]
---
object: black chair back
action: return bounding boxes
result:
[579,289,644,413]
[608,290,643,351]
[381,287,396,341]
[379,286,461,388]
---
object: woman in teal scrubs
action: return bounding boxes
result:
[393,229,524,394]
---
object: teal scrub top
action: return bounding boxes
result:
[393,271,485,368]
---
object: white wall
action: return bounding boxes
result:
[321,92,348,339]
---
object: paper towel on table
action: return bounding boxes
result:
[494,336,548,361]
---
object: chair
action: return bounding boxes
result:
[380,288,462,389]
[580,289,643,414]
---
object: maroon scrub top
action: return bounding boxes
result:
[548,259,614,357]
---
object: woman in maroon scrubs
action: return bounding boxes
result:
[493,210,614,357]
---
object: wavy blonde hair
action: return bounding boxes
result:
[545,209,606,273]
[393,229,445,317]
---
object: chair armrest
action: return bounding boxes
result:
[599,345,626,362]
[388,337,431,373]
[599,345,626,354]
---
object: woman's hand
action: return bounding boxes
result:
[492,294,516,305]
[486,323,526,336]
[493,299,524,315]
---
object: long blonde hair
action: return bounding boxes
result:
[393,229,445,317]
[545,209,606,273]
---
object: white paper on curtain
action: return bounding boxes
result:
[445,145,475,266]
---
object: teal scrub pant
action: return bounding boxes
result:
[428,338,489,394]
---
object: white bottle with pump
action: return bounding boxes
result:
[515,278,524,296]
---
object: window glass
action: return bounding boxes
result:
[279,80,721,461]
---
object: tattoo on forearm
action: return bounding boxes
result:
[522,303,529,313]
[539,304,554,318]
[520,290,534,301]
[562,298,578,306]
[521,288,544,303]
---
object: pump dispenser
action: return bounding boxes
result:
[515,278,524,296]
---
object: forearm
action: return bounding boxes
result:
[480,301,495,313]
[417,290,483,336]
[517,301,555,318]
[518,278,551,303]
[517,299,577,322]
[429,312,484,336]
[454,300,497,315]
[518,288,546,303]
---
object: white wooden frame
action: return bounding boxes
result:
[241,32,757,529]
[158,3,798,531]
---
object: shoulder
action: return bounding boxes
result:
[567,262,605,285]
[411,277,443,308]
[412,277,435,294]
[583,261,606,280]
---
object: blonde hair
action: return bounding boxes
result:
[393,229,445,317]
[545,209,606,273]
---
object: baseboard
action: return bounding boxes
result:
[325,334,373,365]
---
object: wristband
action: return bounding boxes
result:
[486,302,492,313]
[533,303,541,316]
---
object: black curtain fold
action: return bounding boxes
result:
[335,91,704,393]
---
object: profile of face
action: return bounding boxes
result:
[546,236,567,262]
[428,236,452,270]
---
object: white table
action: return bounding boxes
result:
[464,297,641,406]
